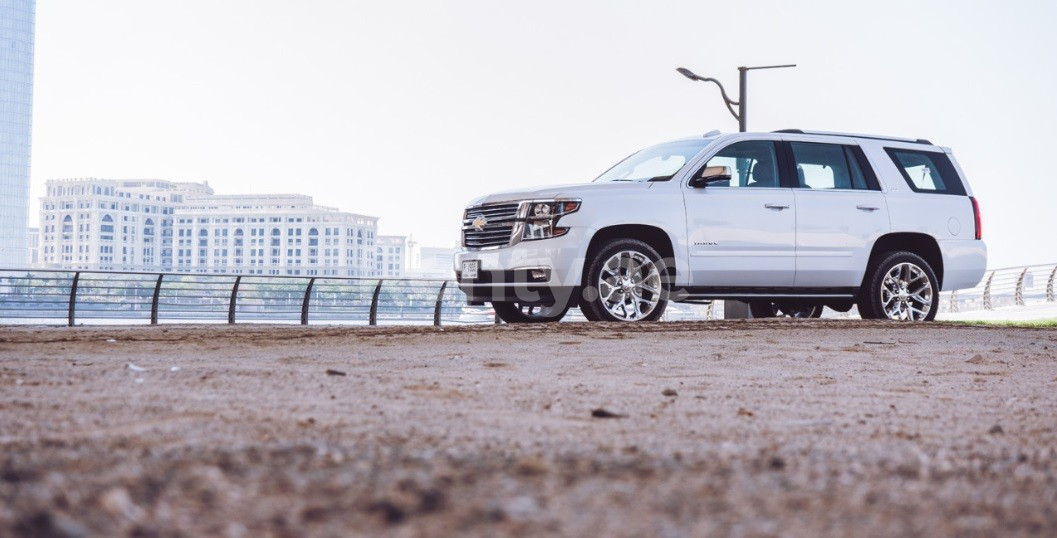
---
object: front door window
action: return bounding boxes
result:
[698,141,780,188]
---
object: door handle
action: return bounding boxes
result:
[856,205,880,211]
[764,203,789,210]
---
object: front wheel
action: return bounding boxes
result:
[493,301,570,323]
[858,251,938,321]
[579,239,669,322]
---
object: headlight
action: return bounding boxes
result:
[522,200,580,241]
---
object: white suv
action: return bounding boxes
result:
[455,130,986,323]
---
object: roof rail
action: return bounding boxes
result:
[774,129,933,146]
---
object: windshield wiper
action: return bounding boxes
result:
[647,174,674,182]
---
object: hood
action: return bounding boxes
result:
[466,181,651,207]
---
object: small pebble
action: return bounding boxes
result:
[591,408,625,419]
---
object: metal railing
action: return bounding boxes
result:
[1,263,1053,326]
[937,263,1057,313]
[0,269,495,326]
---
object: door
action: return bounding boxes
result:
[683,139,796,287]
[786,141,890,287]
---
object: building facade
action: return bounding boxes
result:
[409,245,457,278]
[39,179,214,270]
[376,235,407,278]
[38,178,388,277]
[172,194,381,277]
[0,0,34,267]
[26,225,37,265]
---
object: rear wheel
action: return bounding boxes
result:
[492,301,570,323]
[579,239,669,322]
[858,251,938,321]
[748,301,824,318]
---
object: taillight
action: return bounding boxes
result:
[970,196,982,240]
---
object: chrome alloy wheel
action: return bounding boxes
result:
[597,250,662,321]
[880,262,933,321]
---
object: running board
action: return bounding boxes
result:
[672,287,857,303]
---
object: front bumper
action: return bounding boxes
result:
[460,281,579,305]
[454,227,589,304]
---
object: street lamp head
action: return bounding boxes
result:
[676,63,795,133]
[676,67,701,81]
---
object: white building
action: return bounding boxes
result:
[408,244,457,278]
[27,226,39,266]
[38,178,384,277]
[172,193,379,277]
[376,235,407,278]
[39,179,213,271]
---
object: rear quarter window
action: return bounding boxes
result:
[884,148,966,195]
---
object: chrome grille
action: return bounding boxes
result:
[462,202,520,249]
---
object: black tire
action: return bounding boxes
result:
[858,251,939,321]
[748,301,823,318]
[579,238,669,322]
[493,301,570,323]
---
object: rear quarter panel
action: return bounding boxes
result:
[859,140,987,290]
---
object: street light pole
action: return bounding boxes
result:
[676,63,795,321]
[677,64,796,132]
[738,67,747,132]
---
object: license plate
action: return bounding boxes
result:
[461,260,479,280]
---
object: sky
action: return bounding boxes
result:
[30,0,1057,267]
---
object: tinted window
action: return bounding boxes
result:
[698,141,779,188]
[885,148,966,195]
[790,142,869,190]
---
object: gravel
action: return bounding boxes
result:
[1,320,1055,536]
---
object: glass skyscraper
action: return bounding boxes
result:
[0,0,34,267]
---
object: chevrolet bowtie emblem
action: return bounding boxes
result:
[472,216,488,231]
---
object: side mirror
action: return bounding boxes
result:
[689,166,732,188]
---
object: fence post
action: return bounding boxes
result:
[67,272,80,327]
[982,271,995,310]
[150,274,164,325]
[301,277,316,326]
[228,276,241,324]
[433,281,448,327]
[369,279,383,326]
[949,290,958,313]
[1047,266,1056,303]
[1015,268,1028,306]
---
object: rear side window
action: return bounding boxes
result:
[885,148,966,195]
[789,142,873,190]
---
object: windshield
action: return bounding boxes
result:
[594,139,712,182]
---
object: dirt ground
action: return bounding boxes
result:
[1,320,1055,537]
